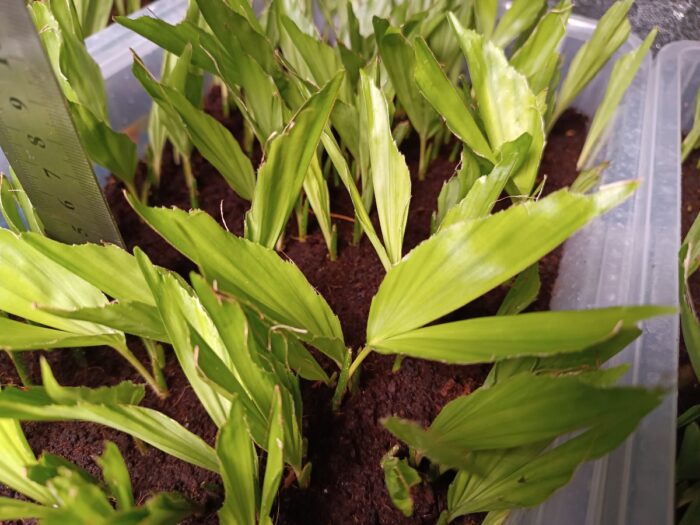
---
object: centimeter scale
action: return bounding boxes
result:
[0,0,123,246]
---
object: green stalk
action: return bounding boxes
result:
[112,343,168,399]
[182,155,199,209]
[418,134,429,181]
[142,338,168,396]
[348,346,372,380]
[7,351,32,386]
[295,197,309,242]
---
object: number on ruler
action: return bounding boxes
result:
[58,198,75,210]
[27,134,45,148]
[9,97,25,110]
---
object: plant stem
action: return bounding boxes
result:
[142,338,168,396]
[7,351,32,386]
[113,343,168,399]
[182,155,199,209]
[348,346,372,380]
[418,134,429,181]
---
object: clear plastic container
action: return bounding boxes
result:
[0,3,679,523]
[508,17,677,525]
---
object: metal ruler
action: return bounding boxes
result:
[0,0,123,246]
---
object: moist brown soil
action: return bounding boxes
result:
[0,86,588,524]
[679,148,700,415]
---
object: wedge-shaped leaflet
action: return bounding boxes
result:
[371,306,670,363]
[0,416,53,505]
[97,442,134,511]
[510,2,571,96]
[217,391,285,525]
[0,317,123,350]
[0,360,218,472]
[383,372,662,470]
[128,199,347,366]
[69,102,138,188]
[439,134,531,230]
[137,251,230,428]
[553,0,632,123]
[414,38,493,163]
[449,17,545,195]
[245,73,343,249]
[360,70,411,265]
[578,28,656,168]
[191,273,305,474]
[377,24,439,177]
[0,230,117,336]
[473,0,497,39]
[366,182,637,344]
[132,55,255,201]
[381,447,421,518]
[432,149,482,232]
[22,232,156,306]
[217,398,258,524]
[492,0,546,49]
[441,379,658,520]
[321,132,391,270]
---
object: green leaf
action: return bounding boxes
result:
[0,317,122,351]
[413,38,494,163]
[0,230,117,336]
[381,447,421,518]
[97,442,134,511]
[473,0,497,39]
[492,0,546,49]
[0,171,44,235]
[681,243,700,379]
[578,28,656,169]
[53,0,108,122]
[126,201,347,365]
[497,264,540,315]
[320,131,391,270]
[0,370,218,472]
[41,358,145,405]
[678,423,700,481]
[0,498,53,521]
[69,102,138,187]
[510,2,571,95]
[22,232,155,305]
[449,17,545,195]
[570,161,609,194]
[682,89,700,163]
[132,54,255,200]
[303,155,335,254]
[38,300,167,343]
[245,73,343,248]
[553,0,632,124]
[0,416,53,504]
[439,134,531,230]
[217,397,258,525]
[360,69,411,265]
[680,405,700,428]
[71,0,112,36]
[280,15,345,93]
[367,182,637,344]
[137,251,230,428]
[443,388,654,518]
[260,386,285,521]
[0,175,25,234]
[382,373,662,470]
[432,148,482,232]
[377,24,438,142]
[197,0,276,75]
[371,306,669,363]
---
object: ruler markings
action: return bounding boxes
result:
[0,0,123,246]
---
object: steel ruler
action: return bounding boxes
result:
[0,0,123,246]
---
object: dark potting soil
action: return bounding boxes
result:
[0,86,589,524]
[678,148,700,415]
